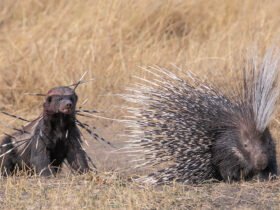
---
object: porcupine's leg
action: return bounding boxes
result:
[66,138,89,174]
[30,139,56,176]
[261,154,278,179]
[259,130,278,180]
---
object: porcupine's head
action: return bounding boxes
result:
[212,114,274,182]
[212,49,279,182]
[43,86,78,116]
[238,123,270,173]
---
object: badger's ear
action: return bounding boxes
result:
[43,102,47,109]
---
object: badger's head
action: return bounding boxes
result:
[43,86,78,116]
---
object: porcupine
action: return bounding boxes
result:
[124,49,280,184]
[0,86,91,176]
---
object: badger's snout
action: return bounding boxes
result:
[59,99,74,114]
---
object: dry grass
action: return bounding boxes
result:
[0,173,280,209]
[0,0,280,209]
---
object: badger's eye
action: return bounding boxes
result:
[47,96,52,103]
[244,143,248,148]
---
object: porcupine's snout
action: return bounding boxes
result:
[253,150,268,171]
[59,99,74,114]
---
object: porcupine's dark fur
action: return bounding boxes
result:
[0,86,91,176]
[123,49,280,184]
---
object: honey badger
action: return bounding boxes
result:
[0,86,90,176]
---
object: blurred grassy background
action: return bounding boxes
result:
[0,1,280,209]
[1,0,280,170]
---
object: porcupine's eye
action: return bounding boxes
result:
[243,143,248,148]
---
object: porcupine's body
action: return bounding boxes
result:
[124,50,280,184]
[0,86,90,176]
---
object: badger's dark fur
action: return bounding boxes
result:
[0,86,90,176]
[124,49,280,184]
